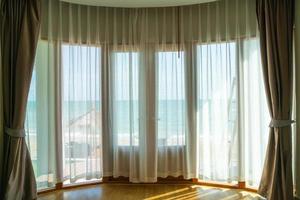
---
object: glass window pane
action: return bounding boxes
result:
[112,52,139,146]
[62,44,102,184]
[242,39,269,187]
[25,41,56,190]
[156,51,186,146]
[197,42,238,183]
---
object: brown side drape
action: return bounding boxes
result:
[0,0,41,199]
[256,0,295,200]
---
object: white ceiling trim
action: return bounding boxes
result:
[60,0,217,8]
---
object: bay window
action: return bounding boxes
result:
[25,0,271,191]
[26,39,268,188]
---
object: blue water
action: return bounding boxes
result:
[25,100,186,134]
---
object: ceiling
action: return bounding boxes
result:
[60,0,217,8]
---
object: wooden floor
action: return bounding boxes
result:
[38,184,264,200]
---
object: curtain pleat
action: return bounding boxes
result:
[0,0,41,199]
[256,0,295,199]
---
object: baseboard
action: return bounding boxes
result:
[102,175,194,184]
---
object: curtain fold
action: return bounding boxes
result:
[0,0,41,199]
[256,0,295,199]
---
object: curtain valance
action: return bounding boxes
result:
[41,0,257,44]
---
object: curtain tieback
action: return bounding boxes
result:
[4,127,25,137]
[269,119,295,128]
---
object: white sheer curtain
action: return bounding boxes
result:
[196,39,269,186]
[110,51,144,181]
[241,39,269,187]
[197,42,238,183]
[24,0,270,188]
[156,50,195,178]
[61,44,102,184]
[25,41,57,189]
